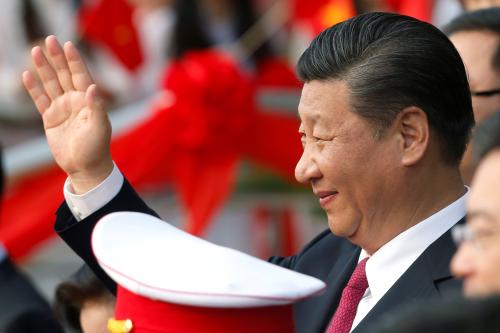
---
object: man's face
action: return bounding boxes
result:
[295,80,400,250]
[463,0,500,10]
[450,30,500,124]
[451,150,500,297]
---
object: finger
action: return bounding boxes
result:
[64,41,94,92]
[31,46,64,100]
[22,70,51,114]
[45,35,75,92]
[85,84,104,112]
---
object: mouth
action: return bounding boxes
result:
[314,191,339,207]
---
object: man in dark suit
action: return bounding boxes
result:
[0,148,64,333]
[0,254,64,333]
[23,12,474,333]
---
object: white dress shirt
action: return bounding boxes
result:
[64,163,124,221]
[350,189,468,331]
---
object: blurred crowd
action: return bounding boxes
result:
[0,0,497,124]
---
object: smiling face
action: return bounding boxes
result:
[295,80,402,251]
[451,150,500,297]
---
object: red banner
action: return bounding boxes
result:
[1,51,303,261]
[79,0,144,71]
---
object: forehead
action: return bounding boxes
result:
[298,80,352,126]
[468,150,500,224]
[450,30,500,89]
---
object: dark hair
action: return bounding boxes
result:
[54,265,114,331]
[22,0,47,43]
[171,0,272,62]
[442,8,500,72]
[472,111,500,163]
[297,12,475,165]
[170,0,212,58]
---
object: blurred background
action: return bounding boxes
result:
[0,0,497,314]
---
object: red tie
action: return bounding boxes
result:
[326,257,369,333]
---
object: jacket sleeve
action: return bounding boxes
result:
[55,179,159,293]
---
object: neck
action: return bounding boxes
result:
[361,163,465,255]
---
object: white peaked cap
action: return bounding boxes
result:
[91,212,326,308]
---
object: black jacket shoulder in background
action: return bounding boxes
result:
[373,295,500,333]
[0,258,64,333]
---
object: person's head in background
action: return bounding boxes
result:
[463,0,500,11]
[126,0,173,12]
[451,111,500,298]
[54,265,115,333]
[442,7,500,182]
[170,0,272,64]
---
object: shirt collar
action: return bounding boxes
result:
[360,188,468,304]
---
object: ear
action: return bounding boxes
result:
[396,106,429,166]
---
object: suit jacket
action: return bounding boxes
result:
[0,258,64,333]
[55,179,463,333]
[374,295,500,333]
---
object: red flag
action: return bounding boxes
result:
[386,0,434,23]
[79,0,144,71]
[0,166,65,260]
[1,53,305,260]
[293,0,357,35]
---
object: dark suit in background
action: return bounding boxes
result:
[0,257,64,333]
[55,180,463,333]
[0,146,63,333]
[373,295,500,333]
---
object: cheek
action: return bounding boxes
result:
[472,96,500,123]
[318,142,368,178]
[481,248,500,286]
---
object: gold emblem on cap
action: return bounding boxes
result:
[108,318,133,333]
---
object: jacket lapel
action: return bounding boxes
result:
[296,244,360,333]
[352,217,465,332]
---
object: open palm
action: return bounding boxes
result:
[23,36,113,193]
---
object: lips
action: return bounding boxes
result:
[314,191,339,207]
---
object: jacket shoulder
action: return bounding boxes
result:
[269,229,356,278]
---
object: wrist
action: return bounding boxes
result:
[69,159,114,194]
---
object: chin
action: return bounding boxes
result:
[327,216,359,240]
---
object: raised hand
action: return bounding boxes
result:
[23,36,113,194]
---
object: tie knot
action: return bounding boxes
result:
[347,257,368,291]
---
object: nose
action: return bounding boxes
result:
[450,243,475,280]
[295,146,321,184]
